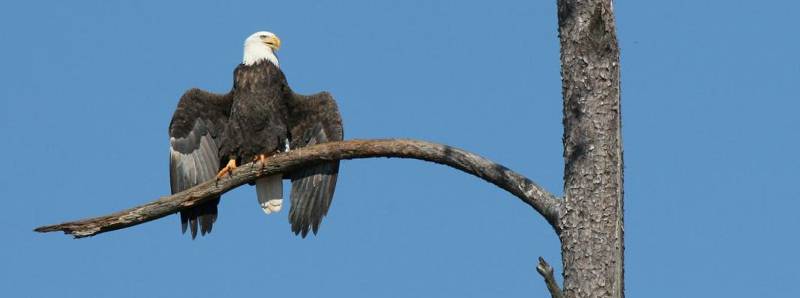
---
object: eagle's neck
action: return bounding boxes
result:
[234,60,286,92]
[243,42,279,68]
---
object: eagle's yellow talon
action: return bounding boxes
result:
[216,159,238,179]
[259,154,267,168]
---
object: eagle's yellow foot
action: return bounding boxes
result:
[216,159,238,179]
[256,154,268,169]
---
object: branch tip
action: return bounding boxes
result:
[537,256,563,298]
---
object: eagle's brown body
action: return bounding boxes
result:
[168,59,343,238]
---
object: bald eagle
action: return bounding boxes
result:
[168,31,343,238]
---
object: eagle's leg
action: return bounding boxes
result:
[216,158,238,179]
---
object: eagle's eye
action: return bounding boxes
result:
[260,35,268,39]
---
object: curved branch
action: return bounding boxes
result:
[35,139,562,238]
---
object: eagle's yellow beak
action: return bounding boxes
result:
[262,35,281,51]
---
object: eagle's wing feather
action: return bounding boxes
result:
[169,88,232,238]
[288,91,343,237]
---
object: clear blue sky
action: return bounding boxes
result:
[2,1,798,297]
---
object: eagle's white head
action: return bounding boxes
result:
[243,31,281,67]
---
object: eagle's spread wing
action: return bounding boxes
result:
[288,91,344,237]
[169,88,232,238]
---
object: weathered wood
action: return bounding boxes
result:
[557,0,624,297]
[35,139,562,238]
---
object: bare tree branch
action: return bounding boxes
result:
[35,139,562,238]
[537,257,563,298]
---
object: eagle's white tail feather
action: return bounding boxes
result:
[256,175,283,214]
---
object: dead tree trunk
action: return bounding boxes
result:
[557,0,624,297]
[35,1,624,297]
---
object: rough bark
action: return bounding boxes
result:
[35,139,562,238]
[557,0,624,297]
